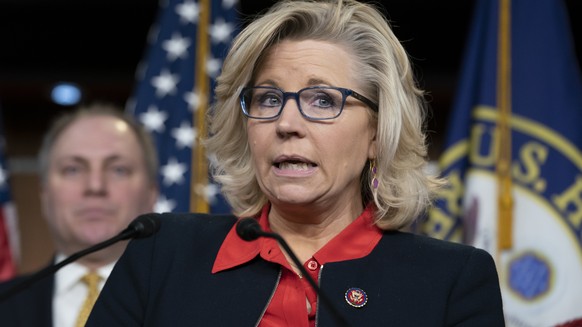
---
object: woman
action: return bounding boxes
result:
[87,0,505,326]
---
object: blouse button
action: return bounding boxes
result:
[307,260,318,271]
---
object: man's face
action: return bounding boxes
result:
[41,115,157,256]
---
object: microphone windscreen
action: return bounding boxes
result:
[236,218,262,241]
[129,214,161,239]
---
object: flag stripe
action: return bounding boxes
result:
[0,105,18,281]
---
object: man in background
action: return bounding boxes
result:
[0,102,158,327]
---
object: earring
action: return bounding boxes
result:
[370,159,378,189]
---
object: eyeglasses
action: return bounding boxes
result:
[240,86,378,120]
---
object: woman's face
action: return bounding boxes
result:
[247,39,377,211]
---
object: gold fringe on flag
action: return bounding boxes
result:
[191,0,210,213]
[496,0,513,251]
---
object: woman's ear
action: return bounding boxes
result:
[368,126,377,159]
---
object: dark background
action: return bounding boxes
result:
[0,0,580,160]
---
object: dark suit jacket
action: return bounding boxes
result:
[87,213,505,326]
[0,268,54,327]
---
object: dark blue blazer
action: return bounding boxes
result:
[87,213,505,326]
[0,265,54,327]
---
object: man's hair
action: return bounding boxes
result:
[38,102,158,184]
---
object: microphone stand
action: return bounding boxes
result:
[0,212,161,303]
[0,229,133,303]
[259,230,350,327]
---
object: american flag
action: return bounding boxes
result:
[127,0,239,214]
[0,107,18,281]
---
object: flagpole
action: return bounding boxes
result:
[191,0,210,213]
[496,0,513,252]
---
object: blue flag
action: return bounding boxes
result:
[424,0,582,325]
[127,0,239,214]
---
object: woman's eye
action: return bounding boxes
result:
[311,93,335,108]
[258,93,282,107]
[315,97,332,107]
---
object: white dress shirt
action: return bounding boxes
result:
[52,254,114,327]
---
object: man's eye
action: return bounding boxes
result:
[61,166,82,176]
[110,166,131,176]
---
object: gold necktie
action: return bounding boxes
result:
[75,271,101,327]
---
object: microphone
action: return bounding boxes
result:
[235,216,264,241]
[117,213,161,240]
[236,218,349,327]
[0,213,161,302]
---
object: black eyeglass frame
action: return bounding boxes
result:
[240,86,379,121]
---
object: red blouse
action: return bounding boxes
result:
[212,204,382,327]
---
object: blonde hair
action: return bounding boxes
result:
[205,0,443,229]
